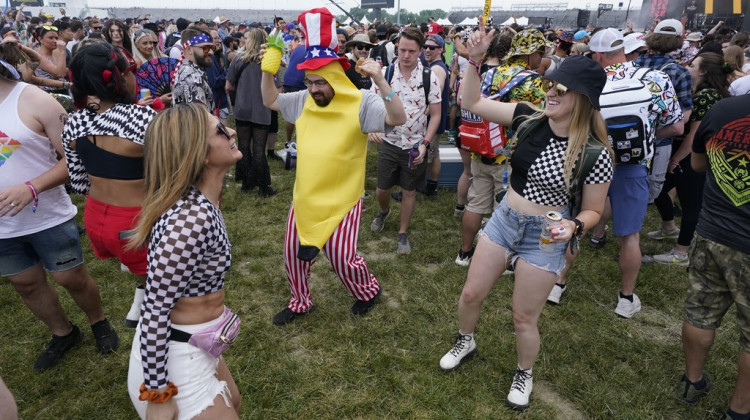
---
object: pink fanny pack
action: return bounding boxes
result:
[170,307,241,357]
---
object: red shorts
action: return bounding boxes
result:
[83,196,146,275]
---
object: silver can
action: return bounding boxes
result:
[539,211,563,252]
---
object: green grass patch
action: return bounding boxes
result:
[0,132,740,419]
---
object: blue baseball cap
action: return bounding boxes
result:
[574,29,590,41]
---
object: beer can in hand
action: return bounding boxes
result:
[139,88,152,100]
[540,211,563,252]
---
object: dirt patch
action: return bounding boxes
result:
[535,382,589,419]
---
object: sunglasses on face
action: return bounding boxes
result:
[355,44,371,51]
[541,80,569,97]
[304,78,329,87]
[424,44,440,50]
[91,26,102,31]
[193,44,215,54]
[217,121,231,139]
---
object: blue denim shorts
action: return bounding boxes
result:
[479,196,569,275]
[0,218,84,276]
[609,164,649,237]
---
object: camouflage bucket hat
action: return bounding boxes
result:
[508,29,554,57]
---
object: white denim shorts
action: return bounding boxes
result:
[127,313,233,420]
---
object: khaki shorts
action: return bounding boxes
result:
[427,140,439,164]
[466,159,509,215]
[685,233,750,352]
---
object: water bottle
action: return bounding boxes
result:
[408,143,420,169]
[502,168,508,190]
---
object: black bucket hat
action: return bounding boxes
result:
[543,55,606,110]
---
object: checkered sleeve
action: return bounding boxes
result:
[140,201,215,390]
[61,112,92,195]
[584,148,614,184]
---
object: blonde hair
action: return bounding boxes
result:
[129,103,211,249]
[723,45,745,73]
[240,28,266,64]
[514,93,612,189]
[131,28,164,65]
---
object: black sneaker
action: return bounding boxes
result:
[34,324,83,372]
[273,307,310,326]
[352,288,381,315]
[588,234,607,249]
[267,151,283,162]
[258,186,278,198]
[91,319,120,355]
[675,373,712,405]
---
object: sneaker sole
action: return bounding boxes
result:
[439,348,477,372]
[506,396,531,411]
[615,306,642,318]
[654,259,688,266]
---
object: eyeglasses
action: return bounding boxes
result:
[355,44,371,51]
[424,44,440,50]
[217,121,231,140]
[91,26,102,31]
[304,78,329,88]
[541,80,569,97]
[193,44,215,54]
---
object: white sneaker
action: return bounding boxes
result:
[653,249,689,266]
[125,286,145,328]
[647,227,680,240]
[614,294,642,318]
[439,333,477,372]
[547,284,566,304]
[506,368,533,410]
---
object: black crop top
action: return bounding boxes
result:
[75,136,144,180]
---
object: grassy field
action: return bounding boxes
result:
[0,136,741,419]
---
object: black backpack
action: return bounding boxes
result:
[369,41,390,67]
[384,64,431,104]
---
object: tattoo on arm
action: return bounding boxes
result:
[59,113,68,124]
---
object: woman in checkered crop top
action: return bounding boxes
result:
[125,103,242,420]
[439,25,614,411]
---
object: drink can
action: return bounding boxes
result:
[139,88,152,100]
[539,211,563,252]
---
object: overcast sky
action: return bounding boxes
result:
[90,0,646,14]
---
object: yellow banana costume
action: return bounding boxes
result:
[294,65,365,256]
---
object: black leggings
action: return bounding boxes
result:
[234,119,271,189]
[653,153,706,247]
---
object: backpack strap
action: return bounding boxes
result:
[488,69,537,101]
[509,113,545,151]
[659,61,676,72]
[385,64,394,86]
[422,66,431,105]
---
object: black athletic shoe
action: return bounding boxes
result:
[34,324,83,372]
[273,307,310,326]
[91,319,120,355]
[352,288,381,315]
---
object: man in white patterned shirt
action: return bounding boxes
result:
[172,27,215,110]
[369,26,442,255]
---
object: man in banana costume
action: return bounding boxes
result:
[261,8,406,326]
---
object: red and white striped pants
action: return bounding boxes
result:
[283,200,379,313]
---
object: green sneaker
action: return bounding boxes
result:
[675,373,712,405]
[647,227,680,240]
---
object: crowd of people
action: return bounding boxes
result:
[0,4,749,419]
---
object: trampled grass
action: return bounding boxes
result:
[0,135,740,419]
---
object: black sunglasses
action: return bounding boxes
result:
[217,121,231,139]
[355,44,371,51]
[424,44,440,50]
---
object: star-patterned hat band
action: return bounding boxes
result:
[297,7,350,71]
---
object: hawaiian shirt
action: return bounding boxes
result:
[173,59,215,111]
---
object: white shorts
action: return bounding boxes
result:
[127,314,233,420]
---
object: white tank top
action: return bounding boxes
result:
[0,82,77,238]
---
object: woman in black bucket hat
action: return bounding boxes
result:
[438,18,615,411]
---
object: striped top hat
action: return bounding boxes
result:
[297,8,350,71]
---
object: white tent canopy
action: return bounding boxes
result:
[501,16,529,26]
[361,15,370,24]
[457,17,476,26]
[436,18,453,26]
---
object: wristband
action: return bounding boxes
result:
[669,160,680,166]
[25,181,38,213]
[467,58,482,75]
[382,89,395,102]
[139,382,178,403]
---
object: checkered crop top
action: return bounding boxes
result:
[140,186,231,389]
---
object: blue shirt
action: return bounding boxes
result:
[206,55,228,110]
[635,53,693,146]
[283,44,307,90]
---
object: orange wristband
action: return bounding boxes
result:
[139,382,178,403]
